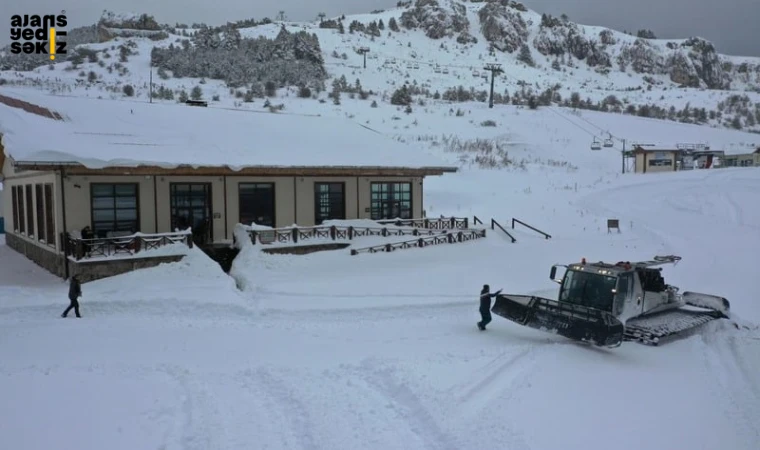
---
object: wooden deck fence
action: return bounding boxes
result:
[350,229,487,255]
[247,224,449,245]
[64,231,194,260]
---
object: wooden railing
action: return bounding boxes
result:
[350,229,487,255]
[511,218,552,239]
[376,216,469,229]
[492,219,517,243]
[247,224,448,245]
[473,216,515,243]
[64,231,193,261]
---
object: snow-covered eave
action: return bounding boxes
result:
[12,160,458,176]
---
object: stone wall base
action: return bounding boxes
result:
[5,233,66,277]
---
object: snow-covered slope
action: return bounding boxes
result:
[2,165,759,450]
[1,2,760,134]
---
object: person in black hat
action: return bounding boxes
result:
[62,275,82,318]
[478,284,501,330]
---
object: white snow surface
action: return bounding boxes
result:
[0,88,451,170]
[2,161,760,449]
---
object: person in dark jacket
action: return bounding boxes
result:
[62,275,82,318]
[478,284,501,330]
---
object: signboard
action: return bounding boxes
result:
[257,230,276,244]
[213,212,221,219]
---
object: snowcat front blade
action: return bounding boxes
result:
[491,294,625,348]
[682,291,730,316]
[623,309,727,346]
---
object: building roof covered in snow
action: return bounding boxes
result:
[0,89,456,175]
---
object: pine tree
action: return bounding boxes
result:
[388,17,399,32]
[517,44,534,67]
[191,85,203,100]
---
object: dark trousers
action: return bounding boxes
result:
[62,298,81,317]
[478,308,491,329]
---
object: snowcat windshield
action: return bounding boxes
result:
[559,269,618,312]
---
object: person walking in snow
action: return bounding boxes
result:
[62,275,82,318]
[478,284,501,331]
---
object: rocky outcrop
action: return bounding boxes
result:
[679,37,729,89]
[399,0,470,40]
[533,18,610,67]
[617,39,664,74]
[478,2,528,53]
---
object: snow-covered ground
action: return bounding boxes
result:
[1,159,759,449]
[2,3,760,134]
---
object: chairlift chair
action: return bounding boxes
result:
[591,138,602,151]
[603,138,614,148]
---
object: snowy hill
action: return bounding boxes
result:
[1,154,759,450]
[2,6,760,449]
[1,2,760,134]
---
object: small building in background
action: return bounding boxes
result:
[722,148,760,168]
[632,147,680,173]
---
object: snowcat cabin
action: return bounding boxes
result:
[550,261,628,314]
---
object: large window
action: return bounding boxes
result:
[34,183,56,246]
[90,183,139,237]
[44,183,55,245]
[370,182,412,220]
[11,185,19,232]
[170,183,212,245]
[35,184,45,241]
[239,183,275,227]
[314,182,345,224]
[25,185,34,238]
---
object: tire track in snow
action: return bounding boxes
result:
[454,346,537,409]
[443,347,537,450]
[160,365,228,450]
[354,358,460,450]
[244,367,321,450]
[698,333,760,448]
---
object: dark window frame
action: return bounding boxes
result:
[648,158,672,167]
[314,182,346,225]
[16,185,26,234]
[35,183,45,242]
[169,182,213,244]
[11,185,19,232]
[90,183,140,238]
[25,184,34,238]
[44,183,55,247]
[370,182,412,220]
[238,182,276,227]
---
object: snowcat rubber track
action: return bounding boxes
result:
[491,294,625,348]
[623,309,726,346]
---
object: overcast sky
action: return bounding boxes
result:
[3,0,758,57]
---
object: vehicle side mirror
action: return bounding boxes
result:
[550,266,557,280]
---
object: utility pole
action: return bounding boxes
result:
[622,139,626,174]
[357,47,370,69]
[149,63,153,103]
[483,63,503,108]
